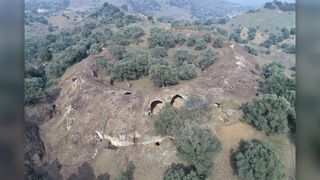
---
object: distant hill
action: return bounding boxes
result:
[67,0,254,21]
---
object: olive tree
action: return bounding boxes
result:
[198,49,217,71]
[234,140,285,180]
[25,77,44,103]
[109,45,126,60]
[163,164,200,180]
[149,64,179,88]
[148,27,175,49]
[177,63,197,80]
[173,50,195,67]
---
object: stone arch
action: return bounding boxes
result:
[150,100,163,115]
[170,94,184,108]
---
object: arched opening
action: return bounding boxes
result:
[124,92,132,95]
[150,100,163,115]
[170,94,184,108]
[155,142,160,146]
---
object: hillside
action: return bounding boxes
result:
[25,2,296,180]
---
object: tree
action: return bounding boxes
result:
[247,27,257,41]
[109,45,126,60]
[290,27,296,35]
[187,34,197,47]
[198,49,217,71]
[25,77,44,103]
[173,125,222,177]
[123,26,144,39]
[202,33,212,43]
[86,43,102,55]
[281,27,290,39]
[121,4,128,11]
[151,46,168,58]
[179,95,212,120]
[45,62,63,79]
[38,47,52,61]
[194,38,207,51]
[243,94,291,134]
[96,58,113,74]
[234,140,285,180]
[163,164,200,180]
[111,32,127,46]
[149,64,179,88]
[213,35,225,48]
[264,2,276,9]
[244,45,258,56]
[115,169,130,180]
[177,63,197,80]
[260,39,272,48]
[173,50,195,67]
[148,27,175,49]
[153,102,182,136]
[174,33,186,45]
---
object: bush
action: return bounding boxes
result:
[148,58,169,66]
[123,26,144,39]
[173,50,195,67]
[235,140,285,180]
[243,94,291,134]
[198,49,217,71]
[115,169,130,180]
[96,58,113,74]
[174,125,222,177]
[213,35,225,48]
[38,47,52,61]
[174,33,186,45]
[149,64,179,88]
[111,32,127,46]
[149,27,175,49]
[25,77,44,103]
[151,46,168,58]
[264,2,276,9]
[290,27,296,35]
[230,33,241,43]
[86,43,102,55]
[45,62,63,79]
[202,33,212,43]
[247,27,257,41]
[244,45,258,56]
[112,50,149,80]
[179,95,212,121]
[281,28,290,39]
[187,34,197,47]
[177,63,197,80]
[163,164,200,180]
[109,45,126,60]
[194,38,207,51]
[153,103,182,136]
[260,39,273,48]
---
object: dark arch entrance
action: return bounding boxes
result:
[150,100,163,115]
[170,94,184,105]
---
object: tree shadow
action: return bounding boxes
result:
[67,162,110,180]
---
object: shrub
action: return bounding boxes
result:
[173,50,195,67]
[151,46,168,58]
[25,77,44,103]
[123,26,144,39]
[260,39,273,48]
[163,164,200,180]
[174,125,222,177]
[187,34,197,47]
[111,32,127,46]
[149,64,179,88]
[264,2,276,9]
[177,63,197,80]
[179,95,213,120]
[174,33,186,45]
[244,45,258,56]
[45,62,63,79]
[247,27,257,41]
[96,58,113,74]
[198,49,217,71]
[38,47,52,61]
[213,35,225,48]
[281,28,290,39]
[230,33,241,43]
[262,62,284,79]
[148,58,169,66]
[109,45,126,60]
[202,33,212,43]
[112,50,149,80]
[235,140,285,180]
[153,102,182,136]
[290,27,296,35]
[148,27,175,49]
[86,43,102,55]
[194,38,207,51]
[243,94,291,134]
[115,169,130,180]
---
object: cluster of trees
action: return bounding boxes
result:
[261,27,293,49]
[243,62,296,133]
[264,1,295,11]
[149,64,179,87]
[199,49,217,71]
[174,50,195,67]
[24,77,44,103]
[154,96,221,179]
[247,27,257,41]
[234,140,285,180]
[230,28,248,44]
[149,27,175,49]
[25,13,48,25]
[280,43,296,54]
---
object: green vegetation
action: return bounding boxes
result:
[179,95,213,120]
[163,164,200,180]
[202,33,212,43]
[25,77,44,104]
[177,63,197,80]
[38,47,52,62]
[213,35,225,48]
[151,46,168,58]
[149,27,175,49]
[109,45,126,60]
[174,33,186,45]
[115,169,130,180]
[187,34,197,47]
[194,38,207,51]
[149,64,179,88]
[234,140,285,180]
[244,45,258,56]
[96,58,113,74]
[174,125,222,177]
[173,50,195,67]
[243,94,291,134]
[247,27,257,41]
[122,26,144,39]
[198,49,217,71]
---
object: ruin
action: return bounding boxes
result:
[150,100,163,115]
